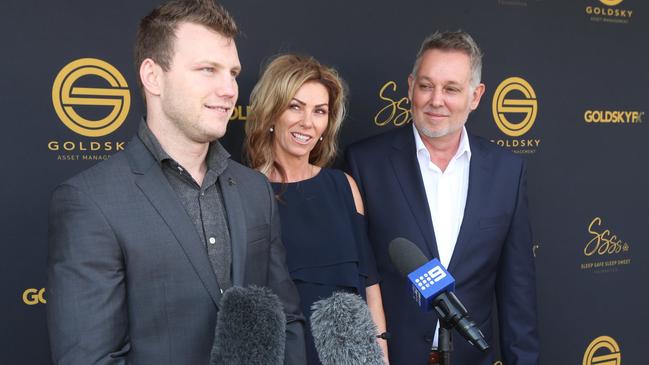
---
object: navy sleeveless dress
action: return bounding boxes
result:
[271,168,379,365]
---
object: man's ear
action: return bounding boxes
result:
[470,83,486,111]
[139,58,163,97]
[407,74,414,102]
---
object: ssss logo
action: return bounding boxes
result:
[52,58,130,137]
[584,217,629,257]
[23,288,46,305]
[583,336,621,365]
[374,81,411,127]
[580,217,631,272]
[492,77,537,137]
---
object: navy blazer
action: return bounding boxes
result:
[345,126,539,365]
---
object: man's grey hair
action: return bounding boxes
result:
[411,30,483,88]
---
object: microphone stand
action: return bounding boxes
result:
[437,321,453,365]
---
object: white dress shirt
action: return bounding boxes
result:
[413,124,471,347]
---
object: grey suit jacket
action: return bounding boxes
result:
[46,135,306,365]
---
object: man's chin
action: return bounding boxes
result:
[204,122,229,141]
[192,129,227,143]
[415,124,449,139]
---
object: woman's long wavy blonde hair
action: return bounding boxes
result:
[244,54,347,180]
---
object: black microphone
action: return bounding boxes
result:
[389,237,489,352]
[211,285,286,365]
[310,292,385,365]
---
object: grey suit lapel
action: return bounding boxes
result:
[218,168,247,287]
[126,137,223,306]
[389,127,439,260]
[448,135,492,273]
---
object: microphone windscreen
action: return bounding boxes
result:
[211,285,286,365]
[310,292,384,365]
[389,237,429,277]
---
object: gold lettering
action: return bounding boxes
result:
[584,217,628,257]
[394,97,411,126]
[597,229,611,255]
[585,217,602,256]
[229,105,250,121]
[374,81,410,126]
[22,288,46,305]
[584,109,645,124]
[586,6,634,19]
[48,140,126,153]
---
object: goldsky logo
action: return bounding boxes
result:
[491,77,540,154]
[586,0,634,24]
[583,336,621,365]
[580,217,631,273]
[52,58,130,137]
[50,58,129,161]
[22,288,46,305]
[584,110,644,124]
[374,81,411,127]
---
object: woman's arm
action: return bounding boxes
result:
[346,173,390,364]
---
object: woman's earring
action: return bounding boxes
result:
[319,136,323,141]
[269,126,274,133]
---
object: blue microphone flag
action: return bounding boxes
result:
[408,258,455,312]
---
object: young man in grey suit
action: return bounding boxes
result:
[46,1,306,364]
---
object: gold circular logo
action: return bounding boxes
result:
[600,0,623,6]
[52,58,130,137]
[492,77,538,137]
[583,336,621,365]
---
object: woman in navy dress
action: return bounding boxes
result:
[244,54,388,364]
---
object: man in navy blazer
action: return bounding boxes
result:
[346,31,539,365]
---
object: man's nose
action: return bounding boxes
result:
[215,73,237,99]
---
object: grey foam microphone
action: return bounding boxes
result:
[211,285,286,365]
[310,292,384,365]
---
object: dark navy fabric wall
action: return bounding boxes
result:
[1,1,646,364]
